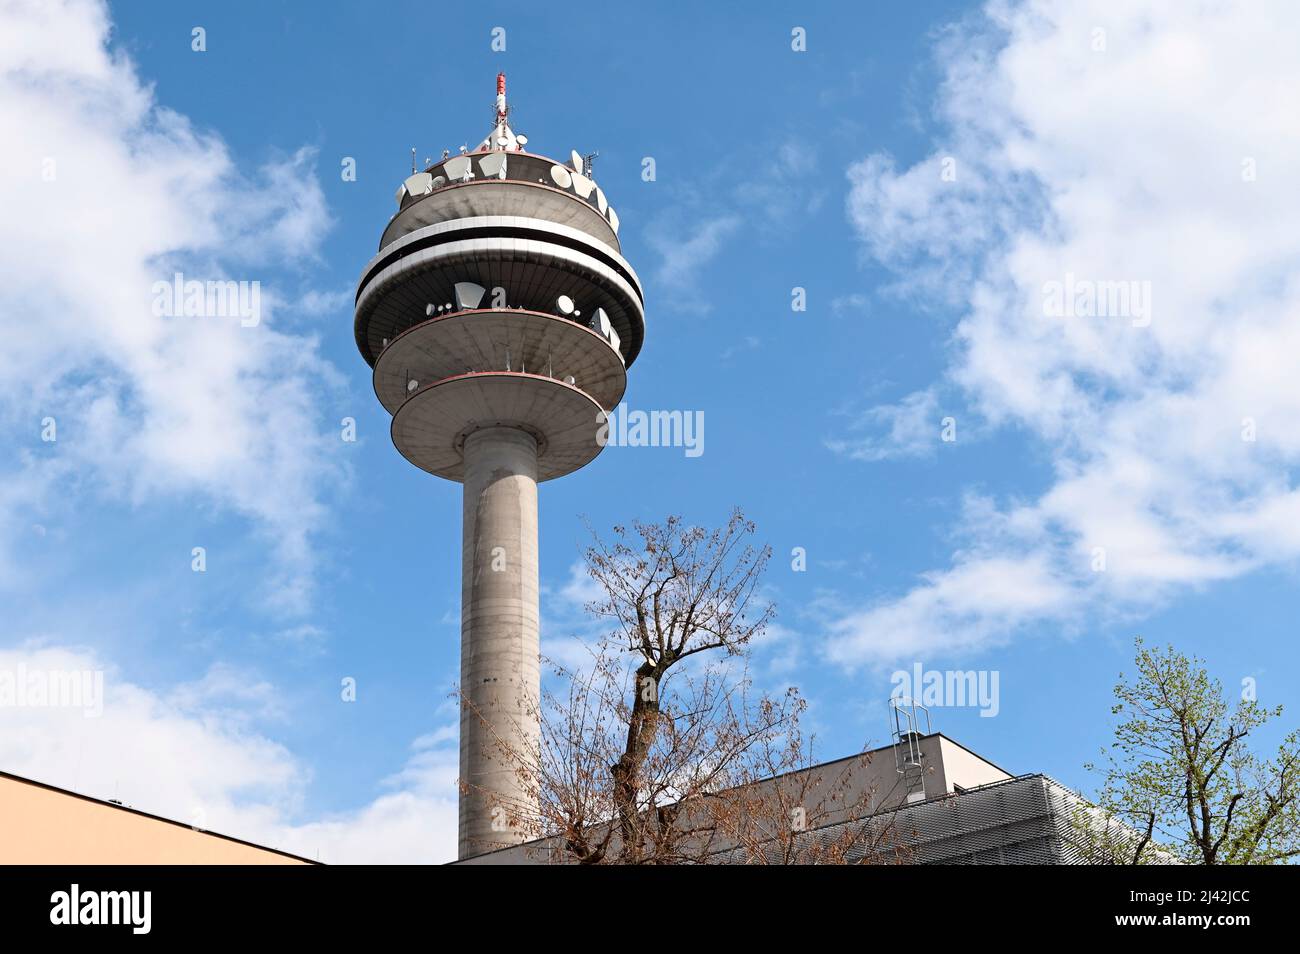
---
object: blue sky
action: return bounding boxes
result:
[3,0,1299,862]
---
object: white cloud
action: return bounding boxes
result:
[825,554,1075,668]
[720,335,761,361]
[827,387,942,462]
[830,293,870,316]
[646,138,826,313]
[827,0,1300,665]
[0,0,346,613]
[294,287,353,316]
[539,561,606,672]
[555,559,601,609]
[731,140,828,230]
[167,662,289,725]
[271,735,458,865]
[647,214,741,311]
[0,1,449,862]
[0,644,458,863]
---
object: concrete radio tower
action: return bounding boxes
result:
[353,74,645,859]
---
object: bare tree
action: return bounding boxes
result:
[482,510,907,864]
[589,510,772,860]
[705,691,911,865]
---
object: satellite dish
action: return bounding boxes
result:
[407,380,419,392]
[431,175,446,188]
[556,295,575,316]
[570,172,595,199]
[563,375,575,386]
[496,136,509,147]
[426,303,435,316]
[516,134,528,146]
[595,187,608,214]
[549,164,572,188]
[570,149,583,172]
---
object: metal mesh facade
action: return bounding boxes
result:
[820,774,1137,865]
[890,774,1075,864]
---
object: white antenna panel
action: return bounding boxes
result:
[403,172,433,197]
[443,156,473,181]
[454,282,487,310]
[478,153,508,179]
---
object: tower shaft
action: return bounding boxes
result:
[356,75,644,861]
[458,426,540,858]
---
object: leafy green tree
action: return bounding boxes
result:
[1088,637,1300,864]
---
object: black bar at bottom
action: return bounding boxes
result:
[0,863,1279,940]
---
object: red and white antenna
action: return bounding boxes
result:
[474,72,526,152]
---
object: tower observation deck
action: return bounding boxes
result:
[354,74,645,859]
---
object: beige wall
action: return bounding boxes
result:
[934,736,1014,793]
[0,772,311,865]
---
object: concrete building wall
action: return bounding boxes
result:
[0,772,310,864]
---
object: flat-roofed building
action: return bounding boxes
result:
[457,732,1158,865]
